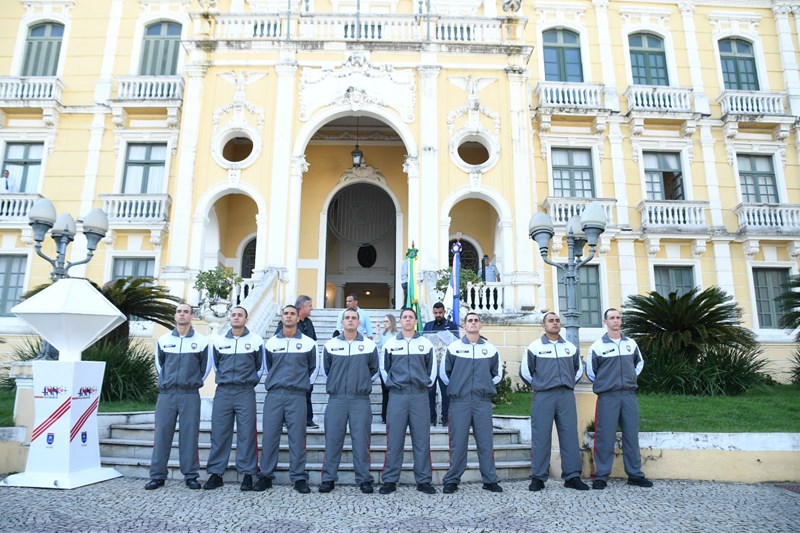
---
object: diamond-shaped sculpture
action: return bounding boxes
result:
[12,278,126,362]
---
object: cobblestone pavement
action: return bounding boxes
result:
[1,477,799,532]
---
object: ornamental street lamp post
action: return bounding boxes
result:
[528,202,607,348]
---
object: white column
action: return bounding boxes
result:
[417,64,440,271]
[679,1,709,114]
[592,0,620,112]
[284,155,308,300]
[507,67,535,309]
[608,120,630,226]
[700,124,724,228]
[773,3,800,116]
[404,154,421,260]
[266,60,299,269]
[713,241,735,296]
[616,237,639,303]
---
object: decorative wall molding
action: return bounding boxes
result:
[708,11,762,36]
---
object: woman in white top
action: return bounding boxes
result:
[375,314,397,424]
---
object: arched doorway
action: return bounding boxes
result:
[449,238,480,275]
[240,238,256,277]
[325,181,396,308]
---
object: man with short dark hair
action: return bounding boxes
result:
[440,312,503,494]
[379,308,437,495]
[423,302,458,426]
[203,306,265,491]
[587,308,653,490]
[521,311,589,492]
[336,293,373,337]
[319,308,379,494]
[255,305,318,494]
[275,295,318,428]
[145,303,211,490]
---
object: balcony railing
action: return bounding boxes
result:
[542,197,617,226]
[638,200,708,232]
[733,203,800,234]
[0,77,63,101]
[116,76,184,101]
[462,281,506,315]
[0,193,41,222]
[718,91,787,116]
[101,194,171,224]
[536,82,604,110]
[625,85,692,113]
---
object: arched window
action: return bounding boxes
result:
[139,22,181,76]
[629,33,668,86]
[22,22,64,76]
[240,238,256,278]
[449,239,480,276]
[719,38,759,91]
[543,29,583,83]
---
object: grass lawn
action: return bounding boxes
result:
[99,400,156,413]
[493,384,800,433]
[0,389,14,427]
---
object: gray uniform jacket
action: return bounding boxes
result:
[520,335,582,391]
[212,327,266,386]
[322,333,379,397]
[440,336,503,399]
[586,334,644,394]
[263,331,319,392]
[380,332,436,392]
[156,327,212,391]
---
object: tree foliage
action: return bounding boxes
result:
[777,273,800,341]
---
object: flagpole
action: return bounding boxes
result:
[450,236,462,325]
[406,242,422,332]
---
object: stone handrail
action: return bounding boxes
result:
[116,76,184,100]
[235,268,282,337]
[542,197,617,226]
[625,85,692,113]
[0,77,63,100]
[463,281,507,315]
[733,203,800,233]
[638,200,709,231]
[100,194,171,223]
[536,82,604,110]
[718,91,787,116]
[0,193,41,221]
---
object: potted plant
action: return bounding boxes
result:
[194,266,243,320]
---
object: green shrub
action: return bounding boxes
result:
[492,362,513,405]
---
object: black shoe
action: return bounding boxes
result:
[203,474,224,490]
[294,480,311,494]
[240,474,253,491]
[416,483,437,494]
[564,477,590,491]
[306,421,319,429]
[252,477,272,492]
[627,476,654,488]
[379,482,397,494]
[144,479,165,490]
[528,478,545,492]
[185,479,201,490]
[442,483,458,494]
[482,482,503,493]
[319,480,335,493]
[592,479,607,490]
[360,481,374,494]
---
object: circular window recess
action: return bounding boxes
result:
[357,244,377,268]
[222,136,254,163]
[457,138,490,166]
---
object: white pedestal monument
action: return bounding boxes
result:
[2,278,126,489]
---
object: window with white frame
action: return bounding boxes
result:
[719,38,759,91]
[557,264,601,327]
[752,267,789,328]
[654,266,694,297]
[0,255,27,317]
[737,154,778,203]
[543,29,583,83]
[644,152,684,201]
[139,22,181,76]
[551,148,595,197]
[122,144,167,194]
[22,22,64,77]
[629,33,668,86]
[112,257,155,280]
[2,143,43,193]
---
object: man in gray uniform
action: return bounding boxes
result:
[586,308,653,490]
[378,308,437,495]
[254,304,318,494]
[520,312,589,492]
[319,307,379,494]
[145,303,211,490]
[440,312,503,494]
[203,306,265,491]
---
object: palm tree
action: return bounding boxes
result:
[777,273,800,341]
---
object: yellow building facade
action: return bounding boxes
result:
[0,0,799,379]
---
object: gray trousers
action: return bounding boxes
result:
[443,398,498,485]
[383,390,432,484]
[149,391,200,481]
[530,387,582,481]
[322,396,373,484]
[206,386,258,476]
[592,391,645,481]
[259,390,308,482]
